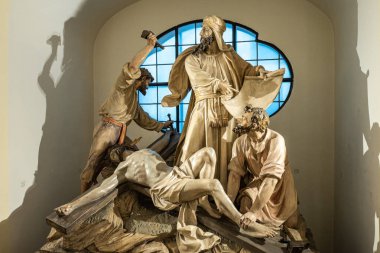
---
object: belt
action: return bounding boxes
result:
[102,117,127,145]
[194,93,221,102]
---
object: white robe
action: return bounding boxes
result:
[179,52,236,188]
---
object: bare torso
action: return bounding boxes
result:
[116,149,172,187]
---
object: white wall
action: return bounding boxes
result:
[319,0,380,252]
[0,1,138,252]
[94,0,335,252]
[0,1,88,252]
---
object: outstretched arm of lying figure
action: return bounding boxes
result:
[55,166,128,216]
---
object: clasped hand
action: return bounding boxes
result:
[214,81,237,100]
[147,33,157,47]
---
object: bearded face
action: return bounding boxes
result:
[233,112,254,135]
[232,122,253,135]
[233,107,270,135]
[193,26,214,56]
[136,77,151,96]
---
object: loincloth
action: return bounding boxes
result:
[150,160,195,211]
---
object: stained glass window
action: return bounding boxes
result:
[139,20,293,132]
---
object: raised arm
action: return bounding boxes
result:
[129,33,157,74]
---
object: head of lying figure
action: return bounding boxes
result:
[233,106,270,135]
[97,144,136,179]
[109,145,136,164]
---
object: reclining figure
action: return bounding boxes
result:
[56,147,278,239]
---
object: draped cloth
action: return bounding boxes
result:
[149,148,221,252]
[162,46,262,188]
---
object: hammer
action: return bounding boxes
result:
[141,30,165,50]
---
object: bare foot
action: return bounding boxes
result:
[240,222,279,238]
[55,203,74,216]
[199,198,221,219]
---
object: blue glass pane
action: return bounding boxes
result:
[157,86,171,102]
[179,45,195,54]
[236,26,256,41]
[140,104,158,120]
[157,65,172,83]
[280,82,291,101]
[236,42,257,60]
[143,49,156,65]
[139,86,157,104]
[158,106,177,121]
[179,122,185,133]
[258,43,279,60]
[157,46,175,64]
[159,30,175,46]
[274,93,280,102]
[140,65,156,83]
[196,22,202,44]
[247,60,258,67]
[223,23,233,42]
[280,59,291,78]
[179,103,189,121]
[266,102,280,116]
[258,60,279,71]
[179,24,196,45]
[182,92,191,103]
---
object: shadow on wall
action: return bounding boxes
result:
[0,0,138,252]
[333,0,380,252]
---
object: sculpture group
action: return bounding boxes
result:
[41,15,311,253]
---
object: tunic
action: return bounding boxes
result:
[99,63,163,131]
[228,129,298,226]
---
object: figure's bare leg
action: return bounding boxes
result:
[80,123,120,192]
[179,179,278,238]
[56,171,124,216]
[183,147,216,179]
[179,147,220,217]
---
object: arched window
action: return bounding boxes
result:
[139,20,293,132]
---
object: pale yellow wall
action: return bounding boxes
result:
[0,1,92,252]
[330,0,380,252]
[0,0,9,217]
[0,1,10,250]
[0,1,139,252]
[94,0,335,252]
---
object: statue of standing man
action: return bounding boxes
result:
[80,33,173,192]
[162,15,266,188]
